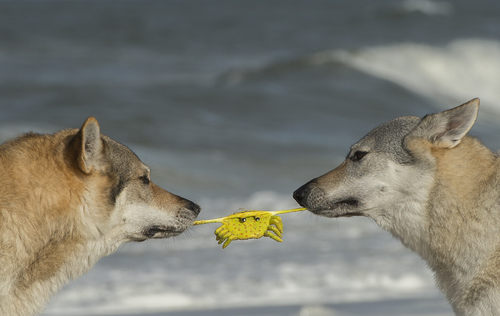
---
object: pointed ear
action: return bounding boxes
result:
[409,98,479,149]
[75,116,104,174]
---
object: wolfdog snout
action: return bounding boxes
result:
[293,180,315,207]
[185,200,201,215]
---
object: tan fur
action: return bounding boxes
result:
[0,118,200,316]
[294,99,500,315]
[314,161,348,187]
[424,137,500,314]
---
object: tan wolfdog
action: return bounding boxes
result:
[294,99,500,315]
[0,117,201,316]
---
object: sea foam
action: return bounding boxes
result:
[311,39,500,115]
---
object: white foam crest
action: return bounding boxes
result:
[45,261,435,315]
[401,0,453,16]
[309,39,500,114]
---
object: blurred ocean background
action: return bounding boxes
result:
[1,0,500,315]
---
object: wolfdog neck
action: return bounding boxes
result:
[392,137,500,313]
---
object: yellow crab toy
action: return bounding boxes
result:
[193,208,306,249]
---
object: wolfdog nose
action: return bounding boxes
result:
[186,201,201,215]
[293,184,310,206]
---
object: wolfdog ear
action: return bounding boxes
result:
[74,117,105,174]
[408,98,479,149]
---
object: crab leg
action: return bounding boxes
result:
[193,217,226,225]
[266,225,283,239]
[215,227,232,243]
[264,230,283,243]
[269,216,284,234]
[268,208,306,216]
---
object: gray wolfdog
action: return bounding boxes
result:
[294,98,500,315]
[0,117,200,316]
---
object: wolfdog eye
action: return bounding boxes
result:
[351,151,368,161]
[139,175,150,185]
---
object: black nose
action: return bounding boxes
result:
[186,201,201,215]
[293,183,311,206]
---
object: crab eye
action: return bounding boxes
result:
[240,218,247,223]
[255,217,260,222]
[350,151,368,162]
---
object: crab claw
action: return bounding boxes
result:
[267,225,282,238]
[215,226,231,244]
[217,234,232,245]
[215,225,227,236]
[264,230,283,243]
[222,235,236,249]
[216,234,227,244]
[269,216,283,234]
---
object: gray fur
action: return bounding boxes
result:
[351,116,421,165]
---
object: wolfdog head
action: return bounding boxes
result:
[68,117,201,242]
[293,99,479,230]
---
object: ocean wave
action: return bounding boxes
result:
[46,259,436,315]
[326,39,500,113]
[328,40,500,109]
[221,39,500,116]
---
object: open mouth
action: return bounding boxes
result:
[144,226,184,238]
